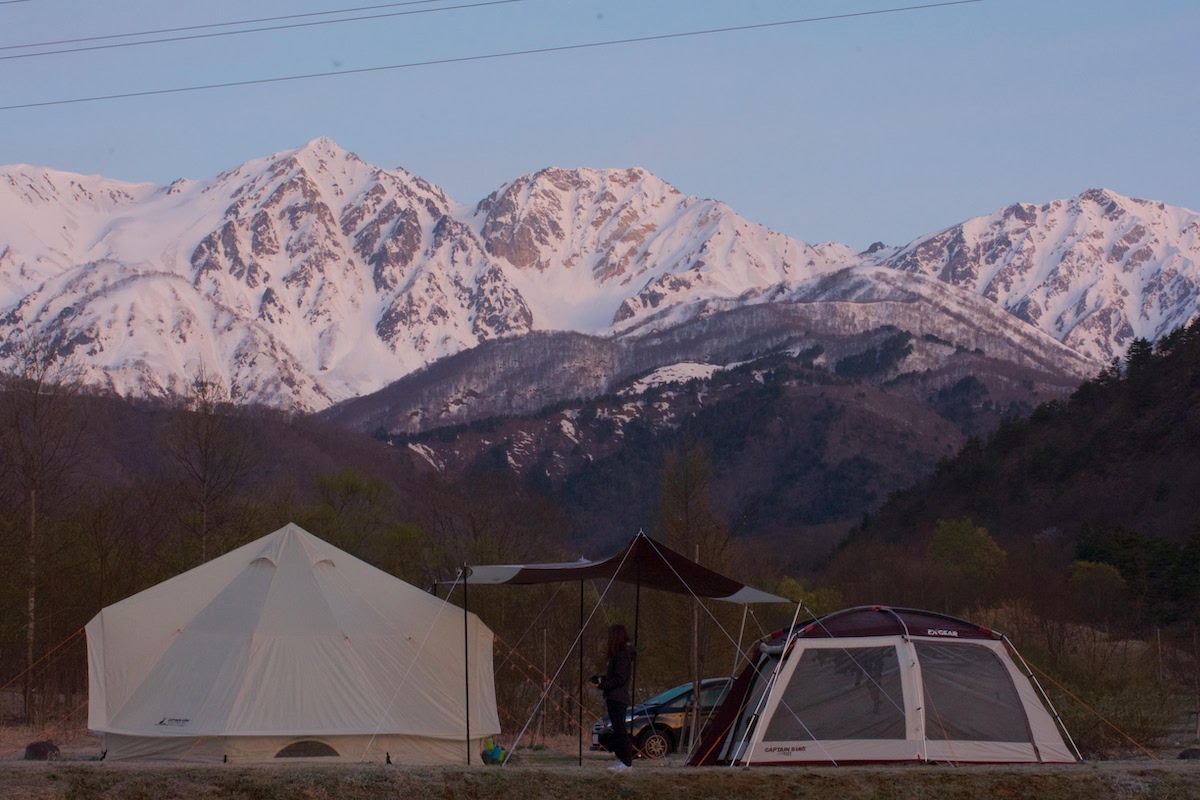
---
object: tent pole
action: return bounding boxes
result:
[463,564,471,766]
[578,579,584,766]
[736,600,804,768]
[1003,634,1084,762]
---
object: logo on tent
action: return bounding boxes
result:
[926,629,959,637]
[156,718,190,727]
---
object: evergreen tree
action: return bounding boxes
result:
[1125,336,1154,375]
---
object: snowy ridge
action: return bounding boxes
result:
[875,189,1200,362]
[1,139,1198,411]
[475,167,853,333]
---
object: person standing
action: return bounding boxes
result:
[591,623,635,770]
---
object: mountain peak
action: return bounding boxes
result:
[298,135,347,156]
[267,137,365,177]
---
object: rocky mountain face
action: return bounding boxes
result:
[1,139,1198,415]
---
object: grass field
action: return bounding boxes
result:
[2,752,1198,800]
[2,760,1199,800]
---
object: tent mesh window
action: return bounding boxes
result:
[763,645,905,741]
[274,741,340,758]
[916,642,1030,743]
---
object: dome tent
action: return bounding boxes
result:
[691,606,1080,766]
[86,523,498,763]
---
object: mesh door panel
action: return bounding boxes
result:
[762,646,905,741]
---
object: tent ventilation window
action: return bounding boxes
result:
[274,741,340,758]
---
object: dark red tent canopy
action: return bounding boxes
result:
[461,531,789,604]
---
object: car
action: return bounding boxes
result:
[592,677,731,759]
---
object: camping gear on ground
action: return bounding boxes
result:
[480,737,507,764]
[691,605,1080,766]
[86,523,498,763]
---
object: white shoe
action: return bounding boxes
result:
[607,762,631,771]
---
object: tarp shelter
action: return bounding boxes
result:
[86,523,499,763]
[461,531,790,760]
[692,605,1080,766]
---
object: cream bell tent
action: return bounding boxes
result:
[85,523,498,763]
[692,606,1081,766]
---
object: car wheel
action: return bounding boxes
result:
[637,728,672,759]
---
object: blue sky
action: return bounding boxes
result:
[1,0,1197,249]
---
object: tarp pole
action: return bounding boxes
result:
[689,545,701,756]
[632,558,641,728]
[578,579,584,766]
[463,564,471,766]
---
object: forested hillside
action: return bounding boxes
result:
[390,329,1078,561]
[831,318,1200,617]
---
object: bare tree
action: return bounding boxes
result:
[162,366,257,564]
[653,446,735,752]
[0,332,87,723]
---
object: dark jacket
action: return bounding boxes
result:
[598,646,633,705]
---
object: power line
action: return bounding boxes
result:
[0,0,529,62]
[2,0,452,50]
[0,1,984,112]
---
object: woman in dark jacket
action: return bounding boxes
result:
[591,623,635,769]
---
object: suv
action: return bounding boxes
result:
[592,677,731,759]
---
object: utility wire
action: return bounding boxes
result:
[0,0,529,62]
[2,0,454,51]
[0,1,983,112]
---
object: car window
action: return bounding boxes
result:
[640,679,730,710]
[661,692,691,711]
[640,685,690,707]
[699,683,729,708]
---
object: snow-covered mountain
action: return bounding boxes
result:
[872,189,1200,363]
[1,138,1197,411]
[1,139,531,408]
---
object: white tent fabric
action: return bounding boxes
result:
[86,523,498,763]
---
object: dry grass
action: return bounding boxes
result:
[2,736,1199,800]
